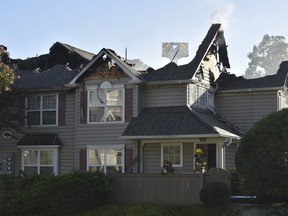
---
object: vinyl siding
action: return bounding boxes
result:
[225,143,237,170]
[215,91,278,132]
[143,142,194,174]
[143,85,187,107]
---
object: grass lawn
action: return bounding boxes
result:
[74,203,241,216]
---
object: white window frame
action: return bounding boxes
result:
[26,94,58,126]
[87,145,125,174]
[87,84,125,124]
[161,143,183,167]
[20,146,60,175]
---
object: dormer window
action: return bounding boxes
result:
[187,84,214,110]
[87,82,124,123]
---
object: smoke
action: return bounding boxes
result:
[207,0,235,29]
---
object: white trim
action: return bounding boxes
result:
[87,86,125,124]
[25,94,59,127]
[121,133,240,140]
[161,143,183,167]
[20,147,59,175]
[87,144,125,174]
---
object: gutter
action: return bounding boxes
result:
[217,86,285,94]
[120,133,239,140]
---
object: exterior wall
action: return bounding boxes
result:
[143,84,187,107]
[225,143,237,170]
[74,83,139,171]
[215,91,278,132]
[143,142,194,174]
[0,92,77,175]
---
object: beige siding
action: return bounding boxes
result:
[143,85,187,107]
[225,143,237,170]
[215,91,278,132]
[143,142,194,174]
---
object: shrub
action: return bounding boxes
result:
[0,171,114,216]
[200,182,231,206]
[235,109,288,202]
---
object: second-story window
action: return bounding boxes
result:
[26,95,58,126]
[88,84,124,123]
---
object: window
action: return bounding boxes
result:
[21,148,59,175]
[26,95,58,126]
[198,87,207,108]
[87,145,124,174]
[88,87,124,123]
[161,143,183,167]
[187,84,214,109]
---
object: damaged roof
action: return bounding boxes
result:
[121,106,241,139]
[140,23,229,82]
[12,64,78,91]
[69,48,143,84]
[217,61,288,91]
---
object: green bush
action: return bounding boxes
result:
[0,171,114,216]
[200,182,231,206]
[235,108,288,202]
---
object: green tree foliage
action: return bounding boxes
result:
[235,109,288,201]
[0,45,16,93]
[0,171,114,216]
[244,35,288,79]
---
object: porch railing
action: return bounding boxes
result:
[108,168,230,205]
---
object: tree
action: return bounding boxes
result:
[235,109,288,201]
[244,35,288,79]
[0,45,16,93]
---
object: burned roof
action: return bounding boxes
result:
[13,41,95,71]
[121,106,241,138]
[12,64,78,91]
[140,23,229,82]
[217,61,288,91]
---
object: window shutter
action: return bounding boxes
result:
[80,91,87,124]
[58,94,66,126]
[125,88,133,122]
[18,96,26,127]
[79,149,87,172]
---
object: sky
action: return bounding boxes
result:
[2,0,288,76]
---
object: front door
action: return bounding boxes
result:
[195,144,216,169]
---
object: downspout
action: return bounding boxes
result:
[74,89,78,169]
[221,137,233,169]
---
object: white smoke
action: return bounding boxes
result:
[207,0,235,29]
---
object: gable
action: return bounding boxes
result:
[86,61,129,81]
[69,48,141,85]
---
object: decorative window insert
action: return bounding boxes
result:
[161,143,183,167]
[87,145,125,174]
[87,83,124,123]
[26,95,58,126]
[21,148,59,175]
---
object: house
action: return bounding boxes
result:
[0,23,244,177]
[1,23,287,178]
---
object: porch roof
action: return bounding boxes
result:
[121,106,242,139]
[17,133,62,146]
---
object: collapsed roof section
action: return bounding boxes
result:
[140,23,230,82]
[11,42,95,71]
[217,61,288,92]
